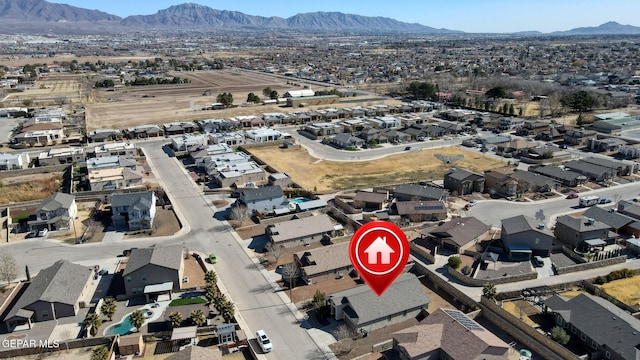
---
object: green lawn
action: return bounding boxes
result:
[168,297,207,306]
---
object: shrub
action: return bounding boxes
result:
[595,276,607,285]
[550,326,570,345]
[448,256,462,270]
[461,265,472,276]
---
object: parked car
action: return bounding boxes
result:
[467,200,478,207]
[599,198,612,204]
[208,253,218,264]
[256,330,272,353]
[37,228,48,237]
[566,193,578,199]
[533,256,544,267]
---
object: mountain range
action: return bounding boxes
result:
[0,0,639,35]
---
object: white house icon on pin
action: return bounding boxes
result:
[364,236,395,265]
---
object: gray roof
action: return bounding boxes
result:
[445,168,482,181]
[424,217,490,247]
[5,260,91,320]
[619,200,640,220]
[531,165,584,182]
[510,170,557,188]
[240,186,284,202]
[555,215,611,233]
[331,273,430,326]
[394,184,449,201]
[37,192,75,213]
[581,157,626,170]
[564,160,613,177]
[395,201,447,216]
[583,206,635,230]
[501,215,552,236]
[544,294,640,359]
[269,214,335,244]
[123,245,183,276]
[111,191,154,211]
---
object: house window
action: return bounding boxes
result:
[42,309,49,318]
[125,276,132,282]
[605,351,611,359]
[141,275,147,281]
[592,340,597,350]
[572,325,577,334]
[581,332,586,341]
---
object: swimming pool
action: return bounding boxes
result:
[104,315,135,336]
[289,197,310,204]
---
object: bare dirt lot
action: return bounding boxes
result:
[85,69,307,131]
[249,146,506,192]
[599,276,640,308]
[0,172,63,203]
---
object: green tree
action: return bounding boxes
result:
[550,326,570,345]
[129,310,145,332]
[90,345,109,360]
[246,92,261,103]
[407,81,437,100]
[269,90,279,99]
[204,270,217,285]
[216,92,233,107]
[561,90,599,112]
[509,104,515,115]
[220,300,235,323]
[84,313,103,337]
[0,251,18,285]
[311,290,326,313]
[169,311,183,329]
[190,309,206,327]
[100,298,117,321]
[482,283,497,300]
[447,256,462,270]
[486,86,507,99]
[204,285,218,305]
[262,87,273,97]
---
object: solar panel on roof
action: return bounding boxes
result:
[444,309,485,331]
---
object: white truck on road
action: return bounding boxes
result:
[579,195,600,207]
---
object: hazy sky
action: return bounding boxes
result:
[49,0,640,33]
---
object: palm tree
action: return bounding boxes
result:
[220,300,235,323]
[190,309,205,327]
[204,286,218,305]
[100,298,117,321]
[129,310,145,332]
[213,292,227,311]
[169,311,183,329]
[482,283,497,301]
[84,313,103,337]
[90,345,109,360]
[204,270,217,285]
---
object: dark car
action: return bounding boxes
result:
[566,193,578,199]
[599,198,612,204]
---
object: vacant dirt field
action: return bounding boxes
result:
[249,146,505,192]
[4,77,84,106]
[599,276,640,307]
[0,172,63,203]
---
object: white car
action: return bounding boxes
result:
[37,228,49,237]
[256,330,272,353]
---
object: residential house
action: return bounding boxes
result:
[331,133,365,149]
[563,160,616,183]
[198,119,235,133]
[618,144,640,159]
[618,200,640,220]
[0,152,30,170]
[171,134,208,152]
[483,167,518,197]
[86,155,136,171]
[365,116,402,129]
[123,246,184,299]
[267,173,292,188]
[421,217,491,254]
[210,162,265,188]
[127,125,163,139]
[390,308,510,360]
[294,242,351,284]
[537,125,562,141]
[266,214,336,248]
[394,184,449,202]
[545,294,640,360]
[564,128,597,146]
[110,191,156,230]
[304,122,344,137]
[3,260,92,331]
[208,132,245,146]
[163,121,196,135]
[89,167,144,191]
[353,191,387,210]
[530,165,587,187]
[38,147,84,165]
[28,192,77,232]
[394,201,448,223]
[554,215,614,249]
[580,157,637,177]
[92,142,137,158]
[245,128,282,142]
[508,170,558,193]
[589,138,627,152]
[380,129,411,144]
[444,168,485,195]
[234,116,264,128]
[89,129,122,143]
[293,199,328,213]
[501,215,554,257]
[188,144,233,166]
[495,140,537,157]
[12,123,64,144]
[236,186,286,214]
[583,206,636,235]
[328,273,430,333]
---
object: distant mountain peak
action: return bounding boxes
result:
[553,21,640,35]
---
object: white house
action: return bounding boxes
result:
[619,144,640,159]
[245,128,282,143]
[365,116,401,129]
[171,134,208,151]
[284,89,315,98]
[28,192,77,231]
[208,132,245,146]
[13,123,64,144]
[0,152,30,170]
[93,142,136,158]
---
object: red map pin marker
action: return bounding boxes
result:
[349,221,410,296]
